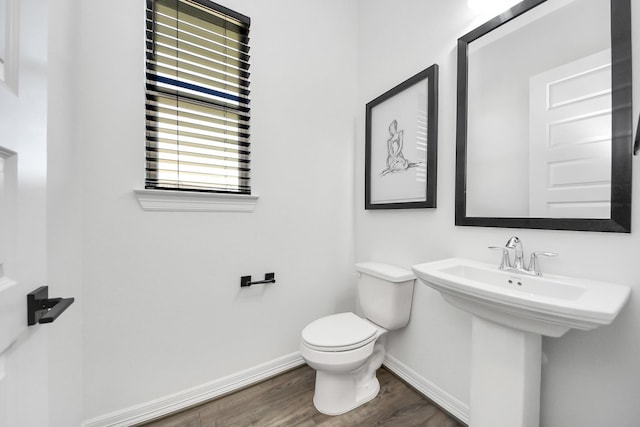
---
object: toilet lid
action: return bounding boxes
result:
[301,312,378,352]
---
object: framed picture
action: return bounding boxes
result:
[365,64,438,209]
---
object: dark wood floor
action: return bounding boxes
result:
[139,365,465,427]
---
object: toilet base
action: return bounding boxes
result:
[312,370,380,416]
[310,339,386,415]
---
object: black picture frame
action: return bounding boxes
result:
[365,65,439,210]
[455,0,632,232]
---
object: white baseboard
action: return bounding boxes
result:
[82,352,467,426]
[383,354,469,424]
[83,352,305,427]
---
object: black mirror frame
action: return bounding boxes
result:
[455,0,632,232]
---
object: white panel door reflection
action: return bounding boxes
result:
[529,49,612,218]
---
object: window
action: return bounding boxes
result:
[145,0,251,194]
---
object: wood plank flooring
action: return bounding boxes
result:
[139,365,465,427]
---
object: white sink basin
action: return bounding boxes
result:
[412,258,631,337]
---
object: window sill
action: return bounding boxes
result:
[134,189,258,213]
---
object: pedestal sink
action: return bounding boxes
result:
[412,258,631,427]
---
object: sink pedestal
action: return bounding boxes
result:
[470,316,541,427]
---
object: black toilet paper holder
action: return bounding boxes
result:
[241,273,276,287]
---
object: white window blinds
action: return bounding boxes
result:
[145,0,251,194]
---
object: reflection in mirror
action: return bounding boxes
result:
[467,0,610,218]
[456,0,632,232]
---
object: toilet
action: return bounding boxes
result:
[299,262,415,415]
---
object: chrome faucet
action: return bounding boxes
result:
[489,236,557,276]
[505,236,525,270]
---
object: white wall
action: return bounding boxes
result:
[47,0,84,425]
[356,1,640,426]
[70,0,358,420]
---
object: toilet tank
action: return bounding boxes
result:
[355,262,415,330]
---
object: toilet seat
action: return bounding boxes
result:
[301,312,378,352]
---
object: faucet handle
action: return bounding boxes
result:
[489,246,511,269]
[528,251,557,276]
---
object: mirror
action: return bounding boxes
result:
[455,0,632,232]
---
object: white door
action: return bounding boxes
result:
[0,0,51,424]
[529,49,612,218]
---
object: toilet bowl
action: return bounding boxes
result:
[300,262,415,415]
[300,312,387,415]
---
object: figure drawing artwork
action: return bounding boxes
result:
[381,119,424,176]
[365,64,438,209]
[370,91,427,204]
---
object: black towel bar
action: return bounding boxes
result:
[241,273,276,287]
[27,286,75,326]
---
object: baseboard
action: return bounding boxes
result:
[83,352,305,427]
[82,352,466,426]
[383,354,469,424]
